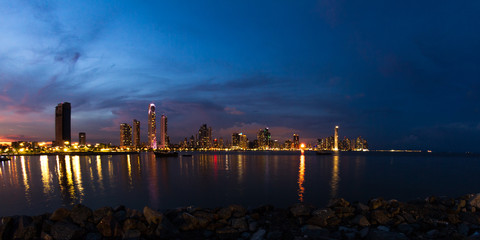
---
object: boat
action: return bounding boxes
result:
[0,155,11,161]
[315,151,332,155]
[154,151,179,158]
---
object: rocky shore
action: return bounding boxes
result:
[1,194,480,240]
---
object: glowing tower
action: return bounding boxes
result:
[55,102,71,146]
[159,114,167,149]
[148,103,157,149]
[334,126,339,151]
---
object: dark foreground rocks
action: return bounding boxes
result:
[2,194,480,239]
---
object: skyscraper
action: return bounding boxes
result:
[293,134,300,149]
[120,123,132,147]
[257,128,271,150]
[79,132,86,146]
[159,114,167,149]
[334,126,339,151]
[198,124,212,148]
[55,102,71,147]
[148,103,157,149]
[133,119,140,148]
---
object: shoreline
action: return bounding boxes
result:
[1,194,480,239]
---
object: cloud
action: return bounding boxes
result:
[224,107,244,115]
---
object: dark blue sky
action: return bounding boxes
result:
[0,1,479,152]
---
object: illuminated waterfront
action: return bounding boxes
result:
[0,151,479,216]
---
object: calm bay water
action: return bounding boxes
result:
[0,151,479,216]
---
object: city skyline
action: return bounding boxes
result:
[0,1,479,152]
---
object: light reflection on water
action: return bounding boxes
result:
[1,152,480,216]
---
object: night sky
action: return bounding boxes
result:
[0,1,479,152]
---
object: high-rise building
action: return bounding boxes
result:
[133,119,140,148]
[55,102,71,147]
[79,132,86,146]
[257,128,271,150]
[198,124,212,148]
[120,123,132,147]
[334,126,339,151]
[148,103,157,149]
[159,114,167,149]
[293,134,300,149]
[232,133,241,149]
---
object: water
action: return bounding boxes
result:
[0,151,479,216]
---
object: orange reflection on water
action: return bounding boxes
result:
[330,154,340,199]
[127,154,133,188]
[72,156,84,201]
[20,156,32,204]
[297,155,305,202]
[40,155,51,194]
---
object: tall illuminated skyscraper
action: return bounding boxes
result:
[148,103,157,149]
[55,102,71,146]
[79,132,86,146]
[133,119,140,148]
[159,114,167,149]
[120,123,132,147]
[334,126,339,151]
[293,134,300,149]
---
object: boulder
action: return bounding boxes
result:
[143,206,163,225]
[352,214,370,227]
[70,204,92,226]
[229,204,247,218]
[96,215,121,237]
[370,210,391,225]
[231,217,247,231]
[251,228,266,240]
[369,198,386,210]
[469,194,480,209]
[93,207,113,224]
[289,203,311,217]
[50,208,70,222]
[51,221,85,240]
[217,207,233,220]
[366,229,408,240]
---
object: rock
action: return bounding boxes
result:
[267,230,282,239]
[249,221,258,232]
[290,203,311,217]
[370,210,391,225]
[426,229,439,238]
[114,210,127,222]
[251,228,266,240]
[51,221,85,240]
[143,206,163,225]
[231,217,247,230]
[377,225,390,232]
[369,198,386,210]
[0,216,15,239]
[96,215,121,237]
[359,227,369,238]
[396,223,413,235]
[178,212,199,231]
[352,214,370,227]
[459,223,470,236]
[93,207,113,224]
[123,229,141,239]
[329,198,350,208]
[50,208,70,222]
[13,216,36,239]
[301,225,329,238]
[230,204,247,218]
[217,207,233,220]
[307,208,334,227]
[70,204,92,226]
[215,226,238,238]
[123,218,138,231]
[366,229,408,240]
[470,194,480,209]
[85,232,102,240]
[355,203,370,214]
[241,231,251,239]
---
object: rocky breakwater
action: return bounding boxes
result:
[1,194,480,239]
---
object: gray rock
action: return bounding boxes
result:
[178,212,199,231]
[51,221,85,240]
[249,221,258,232]
[359,227,369,238]
[469,194,480,209]
[241,231,251,239]
[50,208,70,222]
[143,206,163,225]
[377,225,390,232]
[251,228,266,240]
[85,232,102,240]
[217,207,233,220]
[426,229,439,238]
[267,230,282,239]
[230,204,247,218]
[355,203,370,214]
[352,214,370,227]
